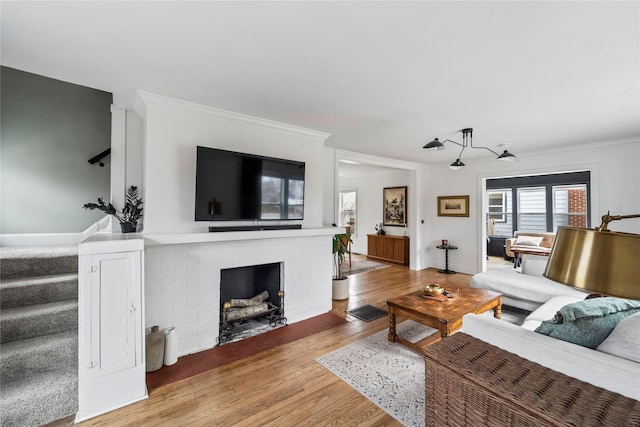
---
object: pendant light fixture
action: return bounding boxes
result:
[423,128,518,170]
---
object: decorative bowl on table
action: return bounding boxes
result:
[423,282,444,296]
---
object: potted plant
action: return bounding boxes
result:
[84,186,143,233]
[332,231,352,300]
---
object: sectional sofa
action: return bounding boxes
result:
[422,254,640,425]
[463,299,640,401]
[460,253,640,402]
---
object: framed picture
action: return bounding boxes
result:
[383,186,407,226]
[437,195,469,217]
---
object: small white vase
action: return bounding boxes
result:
[164,327,178,366]
[332,277,350,300]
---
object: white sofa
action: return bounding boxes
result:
[471,254,589,311]
[468,253,640,401]
[464,299,640,401]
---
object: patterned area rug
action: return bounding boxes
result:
[317,320,433,427]
[343,259,390,276]
[316,308,530,426]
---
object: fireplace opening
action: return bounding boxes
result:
[218,262,287,345]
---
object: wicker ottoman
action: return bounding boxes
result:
[423,333,640,426]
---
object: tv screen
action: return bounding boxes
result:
[195,146,305,221]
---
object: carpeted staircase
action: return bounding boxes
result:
[1,246,79,426]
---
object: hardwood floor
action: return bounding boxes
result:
[58,256,472,426]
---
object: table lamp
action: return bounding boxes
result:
[544,213,640,300]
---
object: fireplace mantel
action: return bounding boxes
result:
[143,226,343,246]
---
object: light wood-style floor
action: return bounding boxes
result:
[53,255,472,427]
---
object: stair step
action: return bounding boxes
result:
[0,245,78,279]
[1,300,78,343]
[1,367,77,426]
[1,330,78,383]
[0,273,78,308]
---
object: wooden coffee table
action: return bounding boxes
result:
[387,287,502,352]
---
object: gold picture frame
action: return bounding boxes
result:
[437,195,469,217]
[383,186,407,226]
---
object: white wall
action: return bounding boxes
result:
[339,168,411,254]
[423,139,640,275]
[322,149,337,226]
[125,110,144,193]
[137,92,330,234]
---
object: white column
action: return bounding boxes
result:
[110,105,126,232]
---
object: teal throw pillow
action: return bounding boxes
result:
[534,297,640,348]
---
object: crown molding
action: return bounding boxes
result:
[328,147,425,171]
[516,135,640,158]
[136,91,331,141]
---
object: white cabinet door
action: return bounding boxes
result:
[77,240,147,422]
[88,252,139,378]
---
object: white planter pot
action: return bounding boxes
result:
[332,277,350,300]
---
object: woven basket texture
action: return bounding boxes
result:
[424,333,640,427]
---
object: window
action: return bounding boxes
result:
[486,171,591,233]
[517,187,547,232]
[339,189,357,235]
[488,191,506,222]
[553,184,587,231]
[487,190,513,237]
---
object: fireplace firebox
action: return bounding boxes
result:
[217,262,287,345]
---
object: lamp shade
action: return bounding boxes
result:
[497,150,518,161]
[544,226,640,300]
[449,159,465,170]
[423,138,445,150]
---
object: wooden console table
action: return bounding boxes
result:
[367,234,409,265]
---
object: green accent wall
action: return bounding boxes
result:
[1,66,112,233]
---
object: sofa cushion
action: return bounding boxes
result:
[520,254,548,277]
[596,312,640,363]
[534,297,640,348]
[521,295,584,331]
[514,235,544,247]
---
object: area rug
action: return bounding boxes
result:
[316,307,530,426]
[317,320,434,427]
[346,304,388,322]
[344,258,390,276]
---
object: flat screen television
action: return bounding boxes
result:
[195,146,305,221]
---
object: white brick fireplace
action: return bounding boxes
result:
[143,228,335,356]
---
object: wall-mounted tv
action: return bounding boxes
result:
[195,146,305,222]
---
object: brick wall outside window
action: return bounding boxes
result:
[568,189,587,228]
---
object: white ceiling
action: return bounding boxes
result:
[2,1,639,165]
